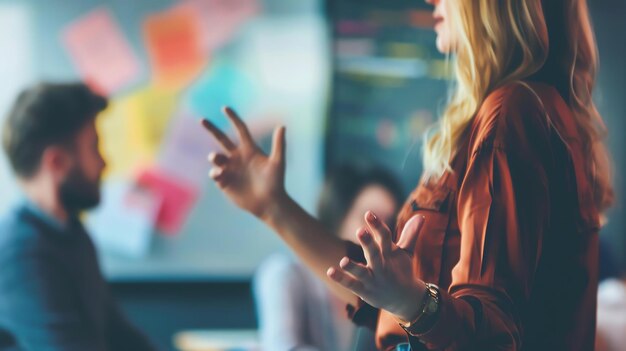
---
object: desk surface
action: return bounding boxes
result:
[174,329,259,351]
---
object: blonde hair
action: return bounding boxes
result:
[423,0,613,211]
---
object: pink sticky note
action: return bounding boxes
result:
[61,7,141,95]
[177,0,259,53]
[137,169,198,235]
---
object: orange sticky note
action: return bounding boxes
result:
[143,6,207,90]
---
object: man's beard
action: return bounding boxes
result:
[59,165,101,213]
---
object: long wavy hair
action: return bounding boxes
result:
[422,0,613,212]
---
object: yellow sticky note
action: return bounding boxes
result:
[97,97,140,178]
[97,86,178,178]
[126,86,178,163]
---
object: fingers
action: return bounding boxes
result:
[207,152,230,188]
[209,167,224,181]
[222,107,254,146]
[364,211,393,254]
[327,267,365,296]
[270,126,286,166]
[339,257,370,280]
[208,152,229,167]
[396,215,425,251]
[357,227,382,268]
[208,167,231,188]
[201,119,236,152]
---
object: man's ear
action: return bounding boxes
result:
[40,146,71,180]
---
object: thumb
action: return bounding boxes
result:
[270,126,286,166]
[396,215,425,252]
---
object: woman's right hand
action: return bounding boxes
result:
[202,107,287,219]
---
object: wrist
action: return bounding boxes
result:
[395,280,428,322]
[259,190,292,226]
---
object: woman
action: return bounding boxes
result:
[202,0,613,350]
[254,164,404,351]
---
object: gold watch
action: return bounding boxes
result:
[399,283,441,336]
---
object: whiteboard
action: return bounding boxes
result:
[0,0,329,281]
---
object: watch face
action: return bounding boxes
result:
[424,285,440,314]
[424,297,438,314]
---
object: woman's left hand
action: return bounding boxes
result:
[327,211,427,322]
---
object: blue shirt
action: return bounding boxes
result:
[0,202,156,351]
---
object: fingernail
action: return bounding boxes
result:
[326,267,336,277]
[366,211,378,223]
[359,230,371,243]
[340,257,350,268]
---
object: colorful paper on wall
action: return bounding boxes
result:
[61,7,141,95]
[97,86,177,178]
[177,0,259,53]
[86,181,161,258]
[126,86,178,161]
[185,60,255,130]
[143,5,207,90]
[137,169,199,235]
[158,111,218,186]
[97,97,144,178]
[158,110,281,186]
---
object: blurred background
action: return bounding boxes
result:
[0,0,623,350]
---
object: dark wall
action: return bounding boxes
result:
[111,282,256,351]
[591,0,626,269]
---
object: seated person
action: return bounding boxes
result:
[596,277,626,351]
[254,164,404,351]
[0,83,156,351]
[595,236,625,351]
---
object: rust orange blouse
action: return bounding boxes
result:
[346,82,600,351]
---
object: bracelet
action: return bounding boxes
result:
[399,283,441,336]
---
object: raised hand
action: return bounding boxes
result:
[327,212,428,322]
[202,107,287,219]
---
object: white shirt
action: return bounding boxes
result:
[254,254,357,351]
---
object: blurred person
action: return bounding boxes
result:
[0,83,156,351]
[254,164,404,351]
[203,0,612,350]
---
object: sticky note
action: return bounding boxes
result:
[137,169,199,235]
[62,7,141,95]
[143,5,207,90]
[177,0,259,53]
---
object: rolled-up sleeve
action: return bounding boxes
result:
[415,122,550,350]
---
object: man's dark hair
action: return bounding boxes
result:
[2,82,108,178]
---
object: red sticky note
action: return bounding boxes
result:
[137,169,198,235]
[143,5,207,90]
[61,7,141,95]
